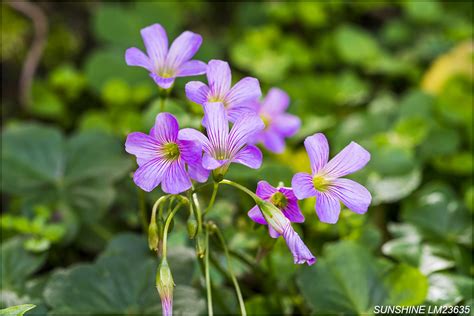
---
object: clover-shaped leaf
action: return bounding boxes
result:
[296,241,428,314]
[43,233,204,315]
[401,183,472,246]
[1,124,131,225]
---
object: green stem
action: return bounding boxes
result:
[214,225,246,316]
[204,182,219,216]
[192,191,203,232]
[162,202,183,259]
[152,195,169,223]
[159,95,167,112]
[205,225,213,316]
[220,179,259,201]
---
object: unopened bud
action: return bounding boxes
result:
[156,259,175,316]
[256,199,290,234]
[148,221,159,251]
[187,217,198,239]
[195,232,206,258]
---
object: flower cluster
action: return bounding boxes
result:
[125,23,372,315]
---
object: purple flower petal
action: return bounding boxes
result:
[125,47,152,71]
[227,113,264,157]
[282,199,305,223]
[323,141,370,178]
[225,77,261,109]
[203,102,229,153]
[207,60,232,98]
[261,88,289,115]
[185,81,210,105]
[125,132,160,161]
[255,180,277,200]
[304,133,329,175]
[150,73,175,89]
[315,192,341,224]
[268,226,281,238]
[133,158,171,192]
[141,24,168,69]
[153,113,179,144]
[176,60,207,77]
[226,105,256,123]
[178,139,201,164]
[233,145,262,169]
[273,114,301,137]
[261,130,285,153]
[328,178,371,214]
[161,160,192,194]
[161,297,172,316]
[292,172,317,199]
[282,223,316,265]
[202,152,226,170]
[248,205,267,225]
[187,161,210,183]
[166,31,202,69]
[178,128,210,151]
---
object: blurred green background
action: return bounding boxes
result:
[1,1,472,315]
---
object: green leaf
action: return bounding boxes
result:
[92,2,183,49]
[403,0,442,23]
[335,25,382,66]
[383,264,429,305]
[402,183,472,246]
[367,167,422,204]
[30,82,65,120]
[0,304,36,316]
[0,238,46,292]
[382,224,455,275]
[44,233,204,315]
[1,124,131,225]
[426,273,465,305]
[84,49,152,93]
[296,241,428,314]
[432,151,473,175]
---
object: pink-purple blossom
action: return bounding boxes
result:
[248,181,304,237]
[179,102,264,178]
[255,199,315,265]
[251,88,301,153]
[185,60,261,122]
[125,24,206,89]
[125,113,209,194]
[291,133,372,224]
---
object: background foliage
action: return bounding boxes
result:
[1,1,472,315]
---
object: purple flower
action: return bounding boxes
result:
[256,199,315,265]
[125,113,209,194]
[125,24,206,89]
[252,88,301,153]
[248,181,304,238]
[179,102,264,178]
[185,60,261,122]
[291,133,371,224]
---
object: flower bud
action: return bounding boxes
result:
[195,232,206,258]
[186,216,198,239]
[256,199,290,234]
[148,220,160,251]
[256,199,316,266]
[156,259,175,316]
